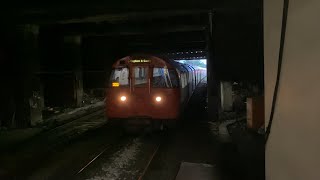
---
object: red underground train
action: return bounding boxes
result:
[105,54,206,131]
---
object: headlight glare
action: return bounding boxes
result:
[120,96,127,101]
[155,96,162,102]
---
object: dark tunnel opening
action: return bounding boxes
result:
[0,2,265,180]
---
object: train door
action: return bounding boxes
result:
[130,65,150,106]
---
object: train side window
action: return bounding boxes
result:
[109,68,129,87]
[184,73,188,87]
[180,73,184,88]
[181,73,187,88]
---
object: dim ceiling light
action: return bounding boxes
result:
[120,96,127,101]
[155,96,162,102]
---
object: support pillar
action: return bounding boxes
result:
[220,81,233,111]
[206,11,219,121]
[63,36,83,107]
[13,25,44,127]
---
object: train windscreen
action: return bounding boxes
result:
[152,68,179,88]
[109,68,129,87]
[169,69,179,88]
[134,67,148,87]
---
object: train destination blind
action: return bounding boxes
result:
[129,59,151,63]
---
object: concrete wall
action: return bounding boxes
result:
[220,81,233,111]
[265,0,320,179]
[3,25,44,128]
[82,37,116,90]
[213,9,263,82]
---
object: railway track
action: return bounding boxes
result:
[1,108,107,179]
[75,131,164,180]
[47,108,105,133]
[137,143,161,180]
[42,109,107,150]
[76,134,134,175]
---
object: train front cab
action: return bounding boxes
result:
[106,57,180,129]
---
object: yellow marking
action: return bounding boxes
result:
[112,82,120,87]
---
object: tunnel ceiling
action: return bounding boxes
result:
[2,0,263,81]
[39,10,211,57]
[1,0,261,23]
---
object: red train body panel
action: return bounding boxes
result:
[106,88,180,119]
[105,54,206,129]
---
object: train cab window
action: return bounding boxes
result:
[134,66,148,87]
[152,68,167,88]
[152,68,179,88]
[152,68,177,88]
[110,67,129,87]
[168,69,179,88]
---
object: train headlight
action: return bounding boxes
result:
[155,96,162,102]
[120,96,127,102]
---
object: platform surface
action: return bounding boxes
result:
[175,162,220,180]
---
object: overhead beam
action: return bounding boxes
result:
[1,0,262,24]
[42,23,207,36]
[86,26,206,36]
[58,10,209,24]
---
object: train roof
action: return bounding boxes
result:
[114,54,201,73]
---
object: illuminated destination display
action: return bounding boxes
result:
[112,82,120,87]
[129,59,151,63]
